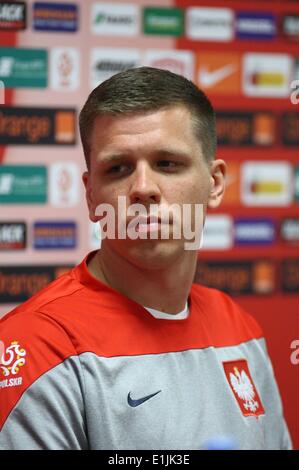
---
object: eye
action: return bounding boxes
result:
[106,164,132,176]
[156,160,182,172]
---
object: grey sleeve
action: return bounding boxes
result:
[0,356,88,450]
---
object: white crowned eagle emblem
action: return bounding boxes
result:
[229,367,259,413]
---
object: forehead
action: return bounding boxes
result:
[87,107,205,171]
[89,106,199,152]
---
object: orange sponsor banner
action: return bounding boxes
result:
[194,259,276,296]
[0,106,76,145]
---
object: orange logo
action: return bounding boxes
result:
[252,260,275,294]
[196,52,241,95]
[253,113,275,146]
[55,111,75,143]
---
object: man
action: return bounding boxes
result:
[0,67,292,450]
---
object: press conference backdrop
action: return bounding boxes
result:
[0,0,298,448]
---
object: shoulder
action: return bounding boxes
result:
[0,271,83,431]
[1,267,83,324]
[1,263,87,338]
[0,271,81,367]
[190,283,263,344]
[0,270,82,381]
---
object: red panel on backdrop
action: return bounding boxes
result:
[176,0,299,449]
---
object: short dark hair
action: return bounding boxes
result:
[79,66,216,169]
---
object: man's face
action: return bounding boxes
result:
[83,105,225,268]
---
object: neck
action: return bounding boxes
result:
[87,244,197,314]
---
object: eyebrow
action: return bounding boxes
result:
[98,154,126,165]
[155,149,192,160]
[98,148,192,166]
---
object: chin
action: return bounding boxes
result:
[125,239,185,269]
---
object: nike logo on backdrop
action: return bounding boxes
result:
[127,390,161,407]
[199,63,237,88]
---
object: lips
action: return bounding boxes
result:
[126,214,172,235]
[128,216,161,235]
[127,213,173,227]
[132,215,161,226]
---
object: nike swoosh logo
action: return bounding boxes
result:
[127,390,161,407]
[199,63,237,88]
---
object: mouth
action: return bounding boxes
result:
[127,214,171,234]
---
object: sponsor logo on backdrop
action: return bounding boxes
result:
[0,222,26,250]
[282,113,299,146]
[0,47,47,88]
[194,259,275,295]
[282,260,299,292]
[0,265,73,303]
[236,12,276,40]
[186,7,234,41]
[196,51,241,95]
[90,48,140,88]
[33,221,77,249]
[0,2,26,30]
[234,218,275,246]
[143,7,184,36]
[50,48,80,91]
[50,162,79,208]
[217,111,275,146]
[142,50,194,80]
[243,53,293,97]
[282,15,299,41]
[241,161,293,207]
[33,2,78,32]
[202,215,233,250]
[0,107,76,145]
[91,3,139,36]
[222,161,241,206]
[0,166,47,204]
[280,218,299,243]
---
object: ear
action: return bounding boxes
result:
[207,159,226,209]
[82,171,99,222]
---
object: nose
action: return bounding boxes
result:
[129,161,161,205]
